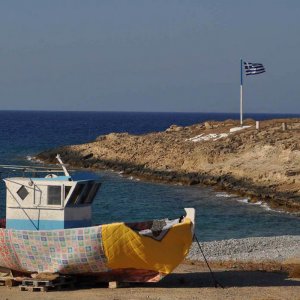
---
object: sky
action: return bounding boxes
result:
[0,0,299,113]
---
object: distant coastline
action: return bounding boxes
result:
[37,118,300,214]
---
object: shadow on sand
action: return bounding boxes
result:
[131,270,300,289]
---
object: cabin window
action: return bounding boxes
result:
[48,186,62,205]
[64,186,72,199]
[17,185,29,200]
[67,184,85,205]
[66,182,101,206]
[80,182,93,204]
[83,183,101,204]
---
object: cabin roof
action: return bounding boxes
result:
[4,173,99,183]
[32,176,72,181]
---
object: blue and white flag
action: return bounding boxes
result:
[244,62,265,76]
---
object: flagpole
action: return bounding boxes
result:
[240,58,243,126]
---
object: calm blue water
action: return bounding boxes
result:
[0,111,300,241]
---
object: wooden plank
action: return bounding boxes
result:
[108,281,130,288]
[109,281,117,289]
[19,285,48,292]
[19,275,76,292]
[0,277,17,287]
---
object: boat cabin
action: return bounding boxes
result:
[3,156,101,230]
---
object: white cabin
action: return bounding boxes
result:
[4,173,101,231]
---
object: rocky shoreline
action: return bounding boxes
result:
[37,118,300,214]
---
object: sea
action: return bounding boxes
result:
[0,110,300,241]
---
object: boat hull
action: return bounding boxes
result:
[0,211,194,282]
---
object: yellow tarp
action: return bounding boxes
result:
[102,219,193,274]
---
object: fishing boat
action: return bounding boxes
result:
[0,155,195,282]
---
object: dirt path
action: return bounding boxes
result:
[1,264,299,300]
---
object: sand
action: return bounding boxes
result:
[0,263,299,300]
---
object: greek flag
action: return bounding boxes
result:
[244,62,265,76]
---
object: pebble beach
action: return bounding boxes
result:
[188,235,300,263]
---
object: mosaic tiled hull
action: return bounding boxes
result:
[0,217,193,282]
[0,226,108,274]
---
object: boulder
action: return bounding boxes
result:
[204,122,213,129]
[166,125,184,132]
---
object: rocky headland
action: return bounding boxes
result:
[37,118,300,214]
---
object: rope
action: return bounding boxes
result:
[193,234,224,288]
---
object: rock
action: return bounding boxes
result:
[166,125,184,132]
[82,153,93,160]
[204,122,213,129]
[96,135,106,141]
[106,132,129,140]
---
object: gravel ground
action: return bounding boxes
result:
[187,235,300,262]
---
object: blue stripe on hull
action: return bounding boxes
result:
[6,219,91,230]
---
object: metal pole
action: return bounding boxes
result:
[56,154,70,177]
[240,59,243,126]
